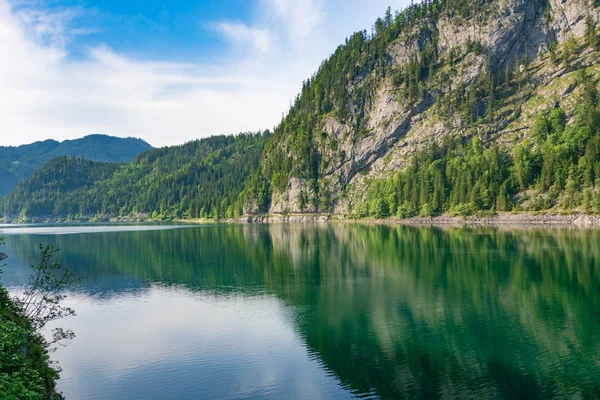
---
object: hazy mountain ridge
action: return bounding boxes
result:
[0,134,152,197]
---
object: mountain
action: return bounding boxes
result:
[244,0,600,218]
[1,157,121,219]
[3,0,600,220]
[0,135,152,197]
[1,132,269,220]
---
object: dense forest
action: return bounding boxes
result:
[0,135,152,197]
[1,132,270,220]
[1,157,121,217]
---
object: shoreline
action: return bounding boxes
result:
[3,212,600,228]
[241,212,600,228]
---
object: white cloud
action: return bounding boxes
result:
[262,0,326,44]
[0,0,410,148]
[214,22,272,54]
[14,5,87,48]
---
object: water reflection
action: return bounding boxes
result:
[2,224,600,399]
[44,287,352,400]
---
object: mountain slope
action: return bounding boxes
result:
[1,132,269,220]
[0,135,152,197]
[244,0,600,218]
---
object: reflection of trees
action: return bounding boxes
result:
[5,225,600,398]
[264,225,600,399]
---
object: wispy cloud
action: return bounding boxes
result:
[263,0,326,44]
[0,0,409,147]
[11,3,90,49]
[214,22,272,54]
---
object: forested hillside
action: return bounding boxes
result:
[0,135,152,197]
[1,132,269,220]
[245,0,600,218]
[2,157,121,218]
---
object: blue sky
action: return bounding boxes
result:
[14,0,256,61]
[1,0,410,147]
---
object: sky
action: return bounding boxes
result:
[0,0,410,147]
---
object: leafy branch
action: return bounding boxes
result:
[12,244,79,349]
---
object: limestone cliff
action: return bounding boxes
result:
[245,0,600,216]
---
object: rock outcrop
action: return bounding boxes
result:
[250,0,600,216]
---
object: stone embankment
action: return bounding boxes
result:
[242,213,600,227]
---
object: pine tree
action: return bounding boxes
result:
[375,198,390,218]
[486,55,495,119]
[504,64,512,87]
[548,41,558,65]
[563,36,578,67]
[487,76,495,119]
[586,14,598,49]
[583,188,593,212]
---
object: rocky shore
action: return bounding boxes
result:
[242,212,600,228]
[380,213,600,227]
[5,212,600,228]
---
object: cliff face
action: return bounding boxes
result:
[247,0,600,215]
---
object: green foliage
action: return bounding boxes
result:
[419,202,435,217]
[15,245,77,347]
[0,135,151,198]
[563,35,579,67]
[548,41,559,65]
[0,240,62,399]
[452,203,473,217]
[358,135,513,218]
[374,198,390,219]
[2,132,270,220]
[437,54,497,124]
[586,14,598,49]
[2,157,121,218]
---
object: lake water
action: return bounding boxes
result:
[1,223,600,399]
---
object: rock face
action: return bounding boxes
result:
[251,0,600,215]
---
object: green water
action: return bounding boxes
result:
[1,224,600,399]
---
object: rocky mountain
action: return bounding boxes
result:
[245,0,600,218]
[0,135,152,197]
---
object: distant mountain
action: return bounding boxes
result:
[1,132,269,219]
[0,135,152,197]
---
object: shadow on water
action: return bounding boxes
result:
[3,224,600,399]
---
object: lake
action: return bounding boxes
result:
[1,223,600,399]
